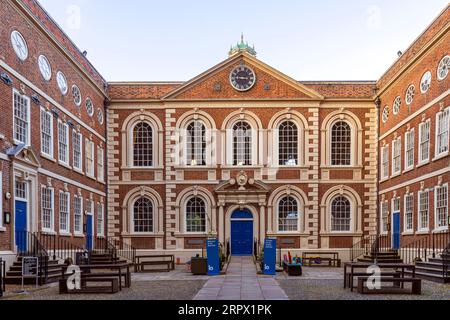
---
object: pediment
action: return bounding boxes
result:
[6,145,41,168]
[215,171,271,194]
[163,52,323,101]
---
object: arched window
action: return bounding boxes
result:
[331,196,351,232]
[186,197,206,233]
[187,120,206,166]
[133,197,153,233]
[233,121,252,166]
[331,121,351,166]
[279,121,298,166]
[278,196,299,232]
[133,122,153,167]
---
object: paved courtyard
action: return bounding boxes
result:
[194,256,288,300]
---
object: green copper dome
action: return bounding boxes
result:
[229,34,257,57]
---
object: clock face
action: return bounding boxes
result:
[230,65,256,91]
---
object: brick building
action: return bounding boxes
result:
[0,0,448,268]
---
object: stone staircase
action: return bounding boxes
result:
[405,252,450,283]
[357,250,403,264]
[3,256,64,285]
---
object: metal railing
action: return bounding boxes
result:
[16,231,49,285]
[38,233,86,264]
[226,238,230,260]
[350,235,377,261]
[109,237,136,265]
[0,258,5,297]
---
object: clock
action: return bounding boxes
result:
[230,65,256,91]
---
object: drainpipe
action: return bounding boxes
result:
[104,98,110,241]
[375,95,382,240]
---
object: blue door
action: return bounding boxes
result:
[15,200,27,252]
[392,212,401,250]
[231,210,254,256]
[86,215,93,251]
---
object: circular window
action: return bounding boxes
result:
[405,85,415,106]
[382,106,390,124]
[10,31,28,61]
[437,55,450,81]
[56,71,68,95]
[97,108,104,125]
[38,55,52,81]
[420,71,432,94]
[85,98,94,117]
[72,85,82,107]
[393,96,402,115]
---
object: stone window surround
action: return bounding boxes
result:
[121,111,164,170]
[121,186,164,238]
[173,186,217,237]
[320,110,363,168]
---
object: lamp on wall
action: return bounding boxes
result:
[4,212,11,225]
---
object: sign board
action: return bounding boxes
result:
[22,257,39,288]
[206,238,220,276]
[263,238,277,276]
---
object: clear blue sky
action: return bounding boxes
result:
[39,0,449,82]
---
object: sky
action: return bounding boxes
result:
[38,0,449,82]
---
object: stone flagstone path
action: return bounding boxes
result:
[194,256,289,300]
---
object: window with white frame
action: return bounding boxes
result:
[40,108,53,157]
[278,196,299,232]
[97,202,104,236]
[58,121,69,165]
[133,197,154,233]
[419,121,430,164]
[278,121,298,166]
[393,197,400,213]
[59,191,70,233]
[404,194,414,232]
[186,120,206,166]
[13,89,30,145]
[97,146,104,182]
[405,130,414,170]
[186,197,206,233]
[331,196,351,232]
[41,187,54,231]
[435,184,449,230]
[73,131,82,171]
[85,139,95,177]
[133,122,153,167]
[15,181,26,199]
[392,138,401,175]
[381,145,389,180]
[331,121,352,166]
[418,190,429,231]
[73,195,83,234]
[233,121,252,166]
[381,202,389,234]
[436,109,449,156]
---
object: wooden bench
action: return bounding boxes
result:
[302,252,341,267]
[357,277,422,295]
[59,277,119,294]
[345,271,402,289]
[135,255,175,273]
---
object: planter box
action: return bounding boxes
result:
[191,258,207,275]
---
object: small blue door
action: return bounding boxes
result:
[231,210,253,256]
[86,215,93,251]
[392,212,401,250]
[15,200,27,252]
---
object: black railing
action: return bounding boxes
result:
[399,236,429,264]
[16,231,50,285]
[372,234,392,254]
[0,258,5,297]
[36,233,86,265]
[226,238,230,260]
[93,236,117,261]
[253,238,260,261]
[350,235,377,261]
[109,237,136,265]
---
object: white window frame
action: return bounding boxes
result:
[59,191,70,234]
[40,107,54,159]
[380,201,389,235]
[73,131,83,173]
[404,193,414,233]
[381,145,389,180]
[418,120,431,165]
[435,108,450,159]
[12,88,31,146]
[97,202,104,237]
[418,190,430,232]
[392,138,401,176]
[277,196,300,233]
[58,120,70,166]
[85,139,95,178]
[73,195,83,236]
[404,129,415,171]
[434,184,449,231]
[97,146,104,182]
[41,186,55,233]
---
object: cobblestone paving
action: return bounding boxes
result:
[277,267,450,300]
[194,256,289,300]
